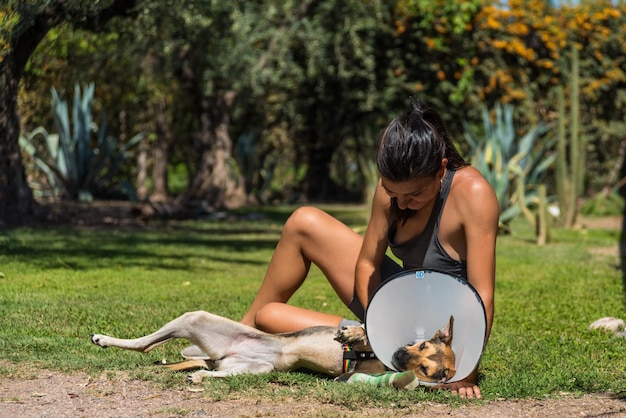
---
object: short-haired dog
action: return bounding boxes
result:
[392,315,456,382]
[91,311,456,384]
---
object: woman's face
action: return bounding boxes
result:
[381,160,447,211]
[381,176,441,211]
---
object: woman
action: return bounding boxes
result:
[240,98,499,398]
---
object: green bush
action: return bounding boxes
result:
[464,103,556,231]
[19,83,144,201]
[581,192,625,217]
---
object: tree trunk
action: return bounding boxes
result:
[151,140,169,203]
[178,91,245,210]
[301,125,355,202]
[151,97,170,202]
[0,5,53,224]
[0,60,36,225]
[303,142,335,200]
[136,140,149,200]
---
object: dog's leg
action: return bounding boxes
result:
[91,311,203,353]
[91,328,175,353]
[91,310,269,357]
[336,325,367,345]
[181,345,210,360]
[189,370,230,383]
[188,359,275,383]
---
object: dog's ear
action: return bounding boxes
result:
[433,315,454,346]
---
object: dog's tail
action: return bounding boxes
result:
[181,345,210,360]
[154,359,213,371]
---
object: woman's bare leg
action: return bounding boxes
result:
[253,303,347,333]
[240,207,363,332]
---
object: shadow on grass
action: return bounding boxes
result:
[0,203,368,272]
[0,222,281,272]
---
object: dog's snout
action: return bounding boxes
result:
[391,346,410,371]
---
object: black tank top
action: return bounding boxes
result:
[387,169,467,280]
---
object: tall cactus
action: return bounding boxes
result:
[556,46,584,228]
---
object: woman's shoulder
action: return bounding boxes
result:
[451,166,499,211]
[452,166,492,191]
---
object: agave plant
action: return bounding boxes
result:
[463,104,556,231]
[19,83,144,201]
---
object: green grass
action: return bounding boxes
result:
[0,206,625,409]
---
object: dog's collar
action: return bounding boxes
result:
[342,344,377,373]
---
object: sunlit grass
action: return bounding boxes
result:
[0,207,624,407]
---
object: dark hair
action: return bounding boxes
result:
[377,97,468,224]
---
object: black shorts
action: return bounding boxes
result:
[348,255,403,321]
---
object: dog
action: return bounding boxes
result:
[335,315,456,383]
[392,316,456,382]
[91,311,456,384]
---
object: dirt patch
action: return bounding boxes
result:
[0,368,624,417]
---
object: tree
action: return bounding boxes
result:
[473,0,626,196]
[0,0,136,224]
[135,0,253,210]
[241,0,400,201]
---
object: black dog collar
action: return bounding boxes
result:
[342,344,377,373]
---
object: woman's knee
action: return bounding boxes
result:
[282,206,326,237]
[254,302,287,332]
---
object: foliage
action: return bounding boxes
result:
[398,0,483,106]
[0,210,624,400]
[581,191,625,217]
[0,0,138,223]
[464,103,556,231]
[6,0,626,215]
[0,6,19,62]
[21,25,144,136]
[237,0,400,200]
[472,0,626,194]
[19,83,144,201]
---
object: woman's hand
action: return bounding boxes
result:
[432,369,482,399]
[432,378,482,399]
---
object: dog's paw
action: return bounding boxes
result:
[90,334,110,347]
[335,325,367,344]
[187,370,210,384]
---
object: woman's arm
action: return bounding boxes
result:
[354,180,391,309]
[459,173,499,341]
[436,169,498,399]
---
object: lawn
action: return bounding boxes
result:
[0,205,624,408]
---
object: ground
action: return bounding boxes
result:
[2,201,625,417]
[1,366,625,417]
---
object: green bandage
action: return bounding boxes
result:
[338,370,422,389]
